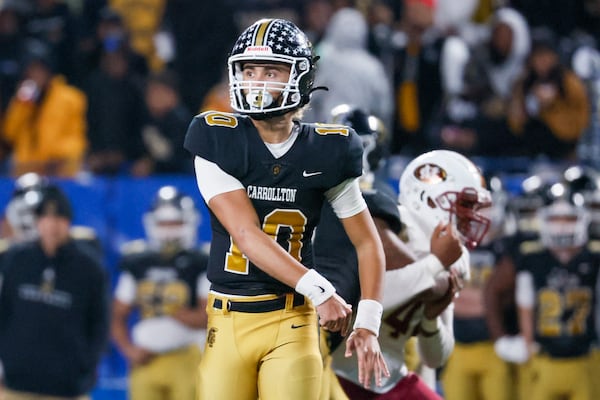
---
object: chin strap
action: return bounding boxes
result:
[309,86,328,94]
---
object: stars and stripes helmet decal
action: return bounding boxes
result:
[228,18,317,119]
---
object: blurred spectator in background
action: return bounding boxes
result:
[303,7,393,131]
[108,0,170,72]
[299,0,334,49]
[510,0,581,40]
[0,1,29,113]
[0,1,29,167]
[507,28,590,161]
[25,0,79,83]
[135,70,193,176]
[198,69,232,114]
[163,0,237,112]
[1,40,87,177]
[74,6,148,87]
[0,184,110,400]
[75,0,109,51]
[111,185,208,400]
[390,0,445,155]
[83,34,146,175]
[436,7,530,156]
[577,0,600,45]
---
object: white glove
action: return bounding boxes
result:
[494,335,530,364]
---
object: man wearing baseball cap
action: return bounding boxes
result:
[0,185,110,400]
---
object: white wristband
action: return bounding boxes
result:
[353,299,383,337]
[295,269,336,306]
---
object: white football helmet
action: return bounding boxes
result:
[537,182,591,249]
[399,150,491,249]
[4,172,47,242]
[143,186,200,252]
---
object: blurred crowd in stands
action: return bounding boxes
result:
[1,0,600,179]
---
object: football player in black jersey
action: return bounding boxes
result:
[111,186,208,400]
[484,168,580,400]
[312,105,417,399]
[184,19,389,400]
[514,182,599,400]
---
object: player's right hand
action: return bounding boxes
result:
[430,222,462,268]
[316,293,353,335]
[344,328,390,389]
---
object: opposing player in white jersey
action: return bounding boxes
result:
[332,150,492,399]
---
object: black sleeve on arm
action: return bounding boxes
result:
[343,128,364,180]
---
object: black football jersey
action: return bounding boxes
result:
[184,111,363,295]
[313,179,401,352]
[516,242,600,357]
[454,239,516,343]
[118,248,208,319]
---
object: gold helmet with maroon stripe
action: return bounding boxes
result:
[228,18,317,119]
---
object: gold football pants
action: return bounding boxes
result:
[129,344,201,400]
[441,341,513,400]
[528,353,591,400]
[589,348,600,400]
[1,389,89,400]
[197,293,321,400]
[319,328,349,400]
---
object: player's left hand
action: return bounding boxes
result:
[344,328,390,389]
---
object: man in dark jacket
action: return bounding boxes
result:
[0,185,110,400]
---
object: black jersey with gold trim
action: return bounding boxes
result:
[184,111,363,296]
[118,248,208,319]
[517,242,600,358]
[313,179,400,352]
[314,178,400,306]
